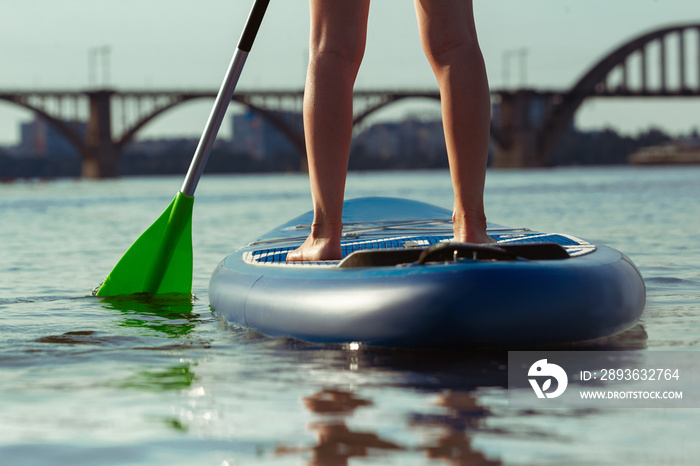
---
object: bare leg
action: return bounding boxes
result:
[414,0,494,243]
[287,0,370,261]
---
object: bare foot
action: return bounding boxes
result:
[452,210,496,244]
[286,235,342,261]
[286,222,343,261]
[452,229,496,244]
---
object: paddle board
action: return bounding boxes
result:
[209,197,645,348]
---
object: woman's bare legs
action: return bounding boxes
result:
[287,0,370,262]
[289,0,491,261]
[415,0,494,243]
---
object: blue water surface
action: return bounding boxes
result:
[1,166,698,465]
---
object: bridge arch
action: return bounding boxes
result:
[540,23,700,164]
[232,96,306,158]
[0,91,308,174]
[352,92,440,126]
[114,95,193,151]
[115,94,306,161]
[0,95,89,158]
[129,91,510,162]
[7,23,698,175]
[351,91,509,148]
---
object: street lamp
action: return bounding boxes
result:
[502,47,529,89]
[88,45,111,88]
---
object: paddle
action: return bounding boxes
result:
[97,0,270,296]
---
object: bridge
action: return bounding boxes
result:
[492,22,700,167]
[1,23,699,177]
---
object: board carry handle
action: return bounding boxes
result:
[180,0,270,197]
[418,243,516,263]
[337,242,570,268]
[417,242,570,264]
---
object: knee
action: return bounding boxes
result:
[308,0,369,75]
[423,30,480,68]
[310,39,366,74]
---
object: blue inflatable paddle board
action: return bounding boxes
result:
[209,197,645,348]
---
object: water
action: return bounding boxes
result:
[1,166,698,465]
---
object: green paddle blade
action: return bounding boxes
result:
[96,192,194,297]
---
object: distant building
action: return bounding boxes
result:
[352,118,446,161]
[628,136,700,165]
[17,117,86,158]
[230,109,448,167]
[123,137,200,156]
[231,109,302,160]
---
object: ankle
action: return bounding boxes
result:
[310,220,343,240]
[452,208,487,229]
[452,208,491,243]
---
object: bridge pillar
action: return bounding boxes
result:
[491,91,550,168]
[83,90,119,178]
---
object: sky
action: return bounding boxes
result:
[0,0,698,145]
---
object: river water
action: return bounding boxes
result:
[1,166,698,465]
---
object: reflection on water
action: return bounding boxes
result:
[259,338,511,464]
[120,364,196,392]
[99,294,197,338]
[215,322,650,465]
[410,391,500,465]
[276,389,402,465]
[274,385,502,465]
[36,330,111,345]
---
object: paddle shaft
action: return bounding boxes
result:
[180,0,270,196]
